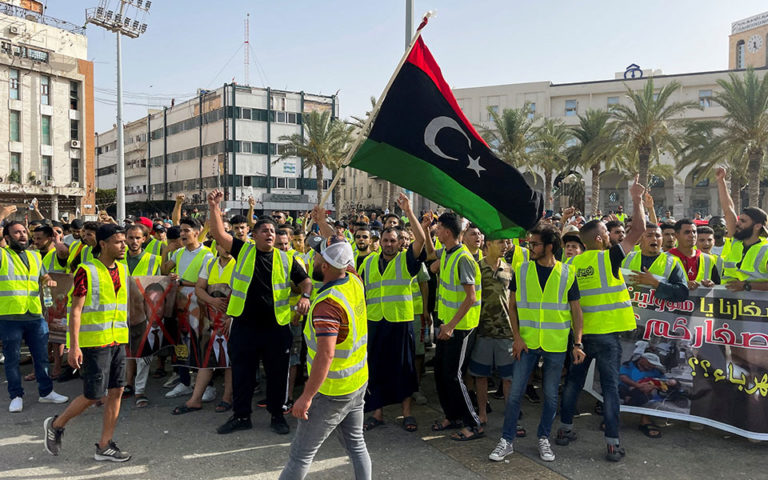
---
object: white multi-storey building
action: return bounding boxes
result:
[0,0,94,220]
[96,84,338,216]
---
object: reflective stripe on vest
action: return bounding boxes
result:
[437,244,481,330]
[722,239,768,282]
[128,251,161,276]
[67,260,129,348]
[305,252,323,301]
[360,251,413,322]
[0,248,43,315]
[172,247,210,283]
[228,245,292,324]
[515,261,574,353]
[622,251,677,279]
[42,248,66,274]
[304,273,368,396]
[208,257,235,286]
[695,253,715,282]
[411,277,423,316]
[146,238,166,257]
[568,250,635,334]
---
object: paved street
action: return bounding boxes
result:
[1,354,766,480]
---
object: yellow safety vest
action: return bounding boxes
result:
[288,250,305,308]
[42,248,66,274]
[515,260,575,353]
[622,251,680,279]
[171,246,212,283]
[228,245,293,324]
[360,251,414,322]
[304,251,324,302]
[722,238,768,282]
[615,213,627,223]
[412,277,424,316]
[438,244,481,330]
[505,244,530,271]
[67,260,129,348]
[125,251,161,276]
[0,248,43,315]
[146,237,166,257]
[694,253,717,282]
[207,257,235,286]
[304,273,368,396]
[566,250,635,335]
[67,243,94,273]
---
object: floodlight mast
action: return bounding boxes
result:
[85,0,150,222]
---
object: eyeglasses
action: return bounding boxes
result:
[355,235,369,239]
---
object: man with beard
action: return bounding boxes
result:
[35,226,66,274]
[605,221,625,247]
[63,218,83,247]
[64,221,98,273]
[0,221,69,413]
[715,167,768,289]
[353,225,375,271]
[358,194,425,433]
[207,189,311,436]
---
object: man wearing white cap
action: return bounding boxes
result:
[280,238,371,480]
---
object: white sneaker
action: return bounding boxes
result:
[538,437,555,462]
[165,383,193,398]
[489,437,514,462]
[162,373,180,388]
[9,397,23,413]
[202,386,216,403]
[39,391,69,404]
[412,391,427,405]
[0,352,4,364]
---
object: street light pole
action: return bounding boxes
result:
[86,0,150,222]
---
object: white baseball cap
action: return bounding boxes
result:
[321,241,354,270]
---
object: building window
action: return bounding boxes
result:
[699,90,713,108]
[565,99,577,116]
[10,153,21,182]
[487,105,499,121]
[71,158,80,183]
[70,81,79,110]
[736,40,745,69]
[10,111,20,142]
[607,96,619,108]
[41,115,52,145]
[9,69,19,100]
[527,103,536,120]
[70,119,79,141]
[42,156,52,180]
[41,75,50,105]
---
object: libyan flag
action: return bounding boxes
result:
[348,37,543,239]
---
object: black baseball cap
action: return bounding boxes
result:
[93,224,125,255]
[742,207,768,236]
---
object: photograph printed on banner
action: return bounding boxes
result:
[43,273,72,345]
[127,275,178,358]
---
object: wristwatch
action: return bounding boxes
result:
[301,292,311,299]
[744,281,752,292]
[573,343,584,349]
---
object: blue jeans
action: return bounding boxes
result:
[502,348,565,441]
[560,333,622,443]
[0,318,53,400]
[280,384,371,480]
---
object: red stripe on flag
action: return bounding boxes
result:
[405,37,489,148]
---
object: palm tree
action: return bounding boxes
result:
[710,68,768,206]
[611,79,700,187]
[532,118,572,212]
[277,110,352,206]
[479,103,539,169]
[567,109,622,216]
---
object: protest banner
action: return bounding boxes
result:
[584,281,768,440]
[127,276,178,358]
[172,285,204,368]
[199,282,232,369]
[43,273,72,345]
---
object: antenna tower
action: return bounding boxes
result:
[244,13,250,86]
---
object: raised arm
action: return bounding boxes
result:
[397,193,425,257]
[715,167,737,238]
[620,175,646,253]
[207,189,233,253]
[312,205,334,239]
[421,211,437,261]
[247,196,256,229]
[172,194,185,226]
[644,191,657,225]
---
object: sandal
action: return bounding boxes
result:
[23,373,36,382]
[639,423,662,438]
[516,424,527,438]
[450,427,485,441]
[215,401,232,413]
[153,368,167,379]
[172,405,202,415]
[431,419,462,432]
[363,416,384,431]
[403,416,418,432]
[136,395,149,408]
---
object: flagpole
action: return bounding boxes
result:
[318,11,435,209]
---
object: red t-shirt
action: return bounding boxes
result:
[668,248,699,281]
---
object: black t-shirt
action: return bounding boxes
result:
[510,262,580,302]
[230,238,309,329]
[377,244,425,277]
[608,244,627,279]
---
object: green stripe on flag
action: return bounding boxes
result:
[349,139,528,239]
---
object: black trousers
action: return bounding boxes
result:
[434,328,480,428]
[229,320,292,418]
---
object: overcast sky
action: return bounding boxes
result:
[45,0,768,132]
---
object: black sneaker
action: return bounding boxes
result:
[283,400,294,414]
[256,398,268,408]
[94,441,131,462]
[217,415,253,434]
[490,387,505,400]
[43,416,64,456]
[555,428,577,446]
[606,443,626,462]
[525,384,541,404]
[271,415,290,435]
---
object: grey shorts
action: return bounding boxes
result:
[468,336,515,379]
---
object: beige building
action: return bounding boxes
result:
[0,0,95,220]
